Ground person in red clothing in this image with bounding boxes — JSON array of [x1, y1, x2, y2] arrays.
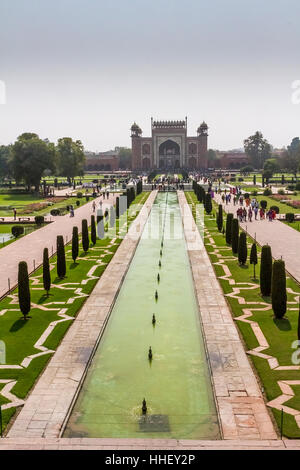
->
[[259, 208, 265, 220]]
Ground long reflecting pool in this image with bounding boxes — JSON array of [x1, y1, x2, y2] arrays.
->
[[64, 192, 220, 439]]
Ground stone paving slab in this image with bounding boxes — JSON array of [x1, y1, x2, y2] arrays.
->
[[8, 191, 157, 439], [177, 191, 277, 440], [0, 437, 296, 449]]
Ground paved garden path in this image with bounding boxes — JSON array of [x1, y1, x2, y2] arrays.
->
[[214, 193, 300, 283], [0, 193, 117, 298]]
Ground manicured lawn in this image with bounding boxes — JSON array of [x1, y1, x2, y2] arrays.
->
[[186, 191, 300, 438], [0, 224, 41, 249], [0, 192, 100, 218], [239, 185, 262, 192], [0, 191, 149, 433], [0, 194, 45, 217], [237, 172, 300, 181]]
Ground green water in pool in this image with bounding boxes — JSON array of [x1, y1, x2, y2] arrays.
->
[[64, 192, 220, 439]]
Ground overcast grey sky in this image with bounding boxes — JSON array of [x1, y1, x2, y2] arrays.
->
[[0, 0, 300, 151]]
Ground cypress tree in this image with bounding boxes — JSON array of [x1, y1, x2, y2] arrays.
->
[[250, 243, 258, 279], [231, 218, 239, 254], [217, 204, 223, 232], [260, 245, 272, 297], [126, 188, 131, 208], [271, 260, 287, 319], [238, 232, 247, 265], [130, 187, 135, 205], [200, 186, 205, 203], [225, 213, 233, 244], [116, 196, 120, 219], [56, 235, 66, 279], [43, 247, 51, 296], [18, 261, 31, 320], [91, 215, 96, 245], [205, 193, 212, 214], [72, 226, 79, 263], [81, 219, 89, 252]]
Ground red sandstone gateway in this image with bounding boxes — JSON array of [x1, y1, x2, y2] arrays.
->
[[131, 117, 208, 170]]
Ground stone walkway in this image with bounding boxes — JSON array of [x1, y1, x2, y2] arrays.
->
[[178, 191, 277, 440], [7, 191, 157, 439], [0, 437, 298, 450], [0, 193, 116, 298], [214, 193, 300, 283]]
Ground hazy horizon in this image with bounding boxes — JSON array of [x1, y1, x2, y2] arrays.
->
[[1, 0, 300, 152]]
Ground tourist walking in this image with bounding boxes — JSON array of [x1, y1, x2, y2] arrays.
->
[[92, 201, 96, 212], [237, 207, 243, 222], [267, 209, 273, 221], [248, 207, 253, 222], [13, 208, 17, 220]]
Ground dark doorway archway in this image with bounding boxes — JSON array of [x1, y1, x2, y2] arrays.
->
[[159, 140, 180, 169], [188, 157, 197, 169], [142, 157, 150, 170], [159, 139, 180, 156]]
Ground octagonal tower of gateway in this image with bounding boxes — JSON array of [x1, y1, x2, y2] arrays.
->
[[131, 117, 208, 171]]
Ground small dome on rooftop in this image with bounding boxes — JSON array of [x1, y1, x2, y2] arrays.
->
[[131, 122, 139, 131], [197, 121, 208, 133]]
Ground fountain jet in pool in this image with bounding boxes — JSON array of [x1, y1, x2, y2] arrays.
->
[[63, 192, 220, 440]]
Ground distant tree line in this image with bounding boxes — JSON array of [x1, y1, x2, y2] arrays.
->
[[206, 132, 300, 175], [0, 133, 85, 191]]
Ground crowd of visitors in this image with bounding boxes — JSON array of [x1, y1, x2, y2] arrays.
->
[[195, 175, 278, 223]]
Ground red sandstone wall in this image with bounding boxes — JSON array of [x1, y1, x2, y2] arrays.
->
[[132, 136, 142, 170]]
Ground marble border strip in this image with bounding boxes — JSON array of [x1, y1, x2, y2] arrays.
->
[[8, 191, 158, 439], [177, 191, 277, 440], [0, 437, 295, 450]]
